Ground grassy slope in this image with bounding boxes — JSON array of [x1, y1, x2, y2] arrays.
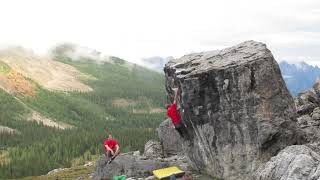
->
[[0, 56, 166, 179], [0, 61, 10, 74]]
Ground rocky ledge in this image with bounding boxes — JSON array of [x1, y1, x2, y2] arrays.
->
[[295, 80, 320, 143], [254, 80, 320, 180], [92, 152, 168, 180], [93, 150, 194, 180]]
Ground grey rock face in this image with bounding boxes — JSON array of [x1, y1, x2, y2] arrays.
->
[[144, 140, 163, 158], [158, 119, 183, 157], [164, 41, 299, 180], [93, 154, 168, 180], [254, 144, 320, 180], [294, 80, 320, 143], [297, 115, 312, 127], [311, 107, 320, 120]]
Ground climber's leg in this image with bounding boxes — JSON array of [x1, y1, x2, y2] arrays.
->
[[174, 123, 185, 138], [111, 148, 120, 160], [170, 174, 177, 180], [176, 123, 192, 140], [105, 150, 111, 160]]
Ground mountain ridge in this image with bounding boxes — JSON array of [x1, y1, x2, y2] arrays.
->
[[279, 60, 320, 96]]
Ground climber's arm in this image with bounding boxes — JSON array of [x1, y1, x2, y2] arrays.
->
[[173, 88, 180, 104], [114, 145, 120, 154]]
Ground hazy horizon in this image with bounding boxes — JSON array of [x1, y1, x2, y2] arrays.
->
[[0, 0, 319, 65]]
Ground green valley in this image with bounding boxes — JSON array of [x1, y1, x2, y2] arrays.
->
[[0, 49, 166, 179]]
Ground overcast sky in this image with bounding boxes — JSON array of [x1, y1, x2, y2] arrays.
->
[[0, 0, 319, 65]]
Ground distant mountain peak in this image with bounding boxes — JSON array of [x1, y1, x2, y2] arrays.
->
[[280, 61, 319, 71], [295, 61, 309, 71], [279, 60, 320, 96]]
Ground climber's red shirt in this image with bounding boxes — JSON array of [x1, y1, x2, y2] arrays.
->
[[167, 103, 182, 125], [104, 139, 118, 150]]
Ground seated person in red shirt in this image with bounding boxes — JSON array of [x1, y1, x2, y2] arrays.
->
[[167, 88, 185, 138], [104, 133, 120, 164]]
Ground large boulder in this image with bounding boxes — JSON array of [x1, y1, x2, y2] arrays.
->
[[164, 40, 300, 179], [254, 144, 320, 180], [93, 153, 168, 179], [158, 119, 183, 157]]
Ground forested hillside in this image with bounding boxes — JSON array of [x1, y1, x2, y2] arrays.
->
[[0, 48, 166, 179]]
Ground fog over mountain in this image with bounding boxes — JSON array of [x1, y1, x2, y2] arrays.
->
[[279, 61, 320, 96], [139, 56, 171, 72]]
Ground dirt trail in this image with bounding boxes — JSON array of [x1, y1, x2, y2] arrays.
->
[[0, 125, 20, 134], [27, 111, 73, 130]]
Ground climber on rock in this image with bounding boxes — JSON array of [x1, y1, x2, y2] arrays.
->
[[166, 88, 187, 138], [104, 132, 120, 164]]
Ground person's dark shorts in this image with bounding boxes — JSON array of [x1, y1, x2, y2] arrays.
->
[[174, 123, 183, 129]]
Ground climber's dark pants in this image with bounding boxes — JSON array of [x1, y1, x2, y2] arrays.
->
[[174, 123, 188, 139]]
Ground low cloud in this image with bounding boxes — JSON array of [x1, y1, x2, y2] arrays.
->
[[50, 43, 111, 62], [0, 0, 319, 66]]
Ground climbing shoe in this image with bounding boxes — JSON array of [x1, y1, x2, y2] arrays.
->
[[107, 159, 113, 164]]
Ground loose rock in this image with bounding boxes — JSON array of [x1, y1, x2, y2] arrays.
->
[[254, 144, 320, 180], [144, 140, 163, 158], [158, 119, 183, 157]]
